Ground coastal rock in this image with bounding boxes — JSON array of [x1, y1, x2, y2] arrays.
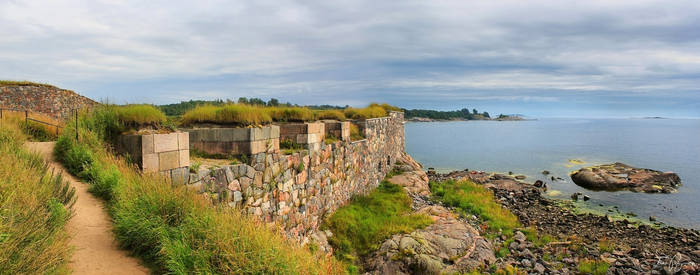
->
[[570, 162, 681, 193], [389, 152, 431, 196], [364, 205, 495, 275]]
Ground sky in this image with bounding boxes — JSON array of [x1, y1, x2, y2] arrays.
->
[[1, 0, 699, 118]]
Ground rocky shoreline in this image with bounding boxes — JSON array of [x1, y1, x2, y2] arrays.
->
[[430, 170, 700, 274]]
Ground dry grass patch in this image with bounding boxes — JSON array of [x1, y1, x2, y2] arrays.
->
[[315, 110, 346, 121]]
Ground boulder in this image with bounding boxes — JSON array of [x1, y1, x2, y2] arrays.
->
[[363, 205, 495, 275], [570, 162, 681, 193], [389, 153, 431, 197]]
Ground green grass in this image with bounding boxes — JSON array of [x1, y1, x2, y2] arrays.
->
[[324, 134, 340, 145], [577, 259, 610, 275], [598, 238, 615, 253], [115, 104, 166, 128], [369, 103, 401, 112], [521, 226, 556, 247], [322, 181, 434, 265], [315, 110, 346, 121], [180, 104, 319, 126], [53, 106, 345, 274], [430, 180, 520, 237], [0, 122, 76, 274]]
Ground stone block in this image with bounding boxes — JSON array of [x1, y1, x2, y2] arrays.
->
[[170, 167, 189, 185], [155, 133, 179, 153], [159, 151, 180, 171], [307, 122, 324, 134], [232, 128, 251, 141], [270, 125, 280, 138], [178, 132, 189, 150], [179, 149, 189, 167], [142, 134, 155, 154], [143, 153, 159, 172]]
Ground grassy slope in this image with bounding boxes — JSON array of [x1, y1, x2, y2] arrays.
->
[[53, 105, 344, 274], [0, 123, 76, 274], [430, 180, 520, 237], [323, 181, 433, 271]]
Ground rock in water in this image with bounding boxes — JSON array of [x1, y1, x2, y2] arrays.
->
[[570, 162, 681, 193]]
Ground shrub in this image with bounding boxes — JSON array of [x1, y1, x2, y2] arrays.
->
[[267, 107, 314, 122], [323, 181, 433, 264], [116, 104, 166, 127], [53, 106, 344, 274], [316, 110, 346, 121], [430, 180, 520, 236], [0, 123, 76, 274], [215, 105, 272, 126]]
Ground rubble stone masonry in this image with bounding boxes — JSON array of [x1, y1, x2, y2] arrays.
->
[[0, 84, 97, 121]]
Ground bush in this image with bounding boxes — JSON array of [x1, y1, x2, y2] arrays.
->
[[430, 180, 520, 236], [0, 123, 76, 274], [323, 181, 433, 264], [267, 107, 314, 122], [53, 106, 345, 274], [316, 110, 346, 121]]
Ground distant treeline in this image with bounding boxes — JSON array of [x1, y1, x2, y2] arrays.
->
[[403, 108, 490, 120]]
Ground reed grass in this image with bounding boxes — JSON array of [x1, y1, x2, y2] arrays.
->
[[115, 104, 166, 127], [267, 107, 314, 122]]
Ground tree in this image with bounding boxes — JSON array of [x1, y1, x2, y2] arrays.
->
[[472, 108, 478, 115], [238, 97, 248, 104], [267, 98, 279, 106], [483, 112, 490, 118]]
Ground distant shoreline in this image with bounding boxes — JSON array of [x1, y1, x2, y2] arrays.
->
[[406, 116, 535, 122]]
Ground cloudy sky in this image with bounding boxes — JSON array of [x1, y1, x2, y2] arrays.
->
[[1, 0, 699, 117]]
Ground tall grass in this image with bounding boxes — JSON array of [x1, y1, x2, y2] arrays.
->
[[349, 123, 363, 141], [0, 110, 62, 140], [315, 110, 346, 121], [54, 106, 344, 274], [343, 106, 386, 120], [0, 80, 57, 88], [180, 104, 274, 126], [0, 122, 76, 274], [430, 180, 520, 237], [115, 104, 166, 128], [369, 103, 401, 112], [267, 107, 314, 122], [323, 181, 433, 267]]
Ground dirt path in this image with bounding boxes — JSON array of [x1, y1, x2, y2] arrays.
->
[[26, 142, 149, 275]]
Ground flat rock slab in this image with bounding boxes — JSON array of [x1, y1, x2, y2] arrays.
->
[[570, 162, 681, 193], [363, 205, 495, 275]]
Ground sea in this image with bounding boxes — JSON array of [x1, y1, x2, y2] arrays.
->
[[405, 118, 700, 229]]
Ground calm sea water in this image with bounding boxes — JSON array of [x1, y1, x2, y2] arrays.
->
[[405, 118, 700, 229]]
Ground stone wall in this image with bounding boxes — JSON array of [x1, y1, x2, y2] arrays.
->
[[323, 121, 350, 141], [0, 84, 97, 121], [187, 112, 405, 242], [184, 125, 280, 155], [116, 132, 190, 184], [279, 122, 326, 151]]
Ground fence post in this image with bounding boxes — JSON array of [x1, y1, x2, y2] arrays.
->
[[75, 109, 79, 142], [25, 110, 28, 124], [0, 109, 3, 127]]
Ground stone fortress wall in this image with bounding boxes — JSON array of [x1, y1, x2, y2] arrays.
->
[[0, 84, 97, 121], [187, 112, 405, 241]]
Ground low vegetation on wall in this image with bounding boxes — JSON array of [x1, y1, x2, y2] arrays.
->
[[53, 106, 345, 274], [323, 181, 433, 273], [174, 102, 400, 127], [0, 122, 76, 274]]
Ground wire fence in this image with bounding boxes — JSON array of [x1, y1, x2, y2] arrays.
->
[[0, 108, 67, 136]]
